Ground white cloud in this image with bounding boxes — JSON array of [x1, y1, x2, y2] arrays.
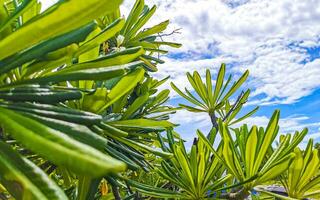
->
[[121, 0, 320, 105], [169, 109, 212, 147], [240, 115, 314, 133], [39, 0, 57, 11], [303, 132, 320, 142], [170, 109, 211, 128], [170, 108, 320, 148], [38, 0, 320, 105]]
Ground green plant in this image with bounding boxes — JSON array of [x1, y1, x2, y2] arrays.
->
[[0, 0, 318, 199], [258, 139, 320, 200], [169, 65, 309, 199], [207, 113, 307, 199], [155, 129, 231, 199], [171, 64, 259, 130], [0, 0, 180, 199]]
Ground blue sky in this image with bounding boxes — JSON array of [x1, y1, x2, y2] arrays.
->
[[41, 0, 320, 147], [130, 0, 320, 147]]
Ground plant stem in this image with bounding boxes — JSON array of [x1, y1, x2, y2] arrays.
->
[[209, 112, 219, 131], [219, 188, 250, 200], [112, 186, 121, 200]]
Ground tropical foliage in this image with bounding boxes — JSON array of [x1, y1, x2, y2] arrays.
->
[[257, 139, 320, 200], [165, 65, 312, 200], [155, 129, 231, 199], [0, 0, 319, 200], [171, 64, 259, 129], [0, 0, 179, 199]]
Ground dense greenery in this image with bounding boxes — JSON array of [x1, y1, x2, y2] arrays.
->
[[0, 0, 319, 199]]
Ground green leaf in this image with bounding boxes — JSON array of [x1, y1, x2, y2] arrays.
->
[[213, 63, 225, 105], [122, 93, 149, 119], [281, 128, 308, 157], [0, 0, 11, 38], [255, 187, 298, 200], [186, 72, 209, 106], [76, 18, 125, 56], [132, 20, 169, 41], [98, 67, 145, 113], [0, 141, 68, 200], [105, 146, 140, 170], [229, 106, 259, 125], [221, 70, 249, 102], [144, 48, 168, 54], [23, 113, 108, 151], [140, 56, 158, 72], [192, 71, 209, 105], [145, 89, 169, 110], [151, 41, 182, 48], [206, 69, 214, 107], [0, 107, 126, 177], [98, 123, 128, 138], [151, 76, 169, 88], [22, 0, 41, 23], [64, 47, 145, 71], [179, 104, 206, 112], [121, 0, 145, 35], [170, 82, 206, 109], [0, 102, 102, 126], [301, 176, 320, 196], [209, 174, 233, 190], [197, 151, 206, 188], [197, 130, 225, 165], [217, 74, 232, 102], [258, 153, 295, 183], [297, 150, 320, 191], [0, 86, 82, 103], [0, 0, 37, 33], [4, 61, 142, 87], [82, 88, 108, 113], [77, 25, 101, 65], [108, 119, 174, 131], [141, 54, 165, 64], [126, 179, 185, 199], [174, 145, 196, 193], [252, 110, 280, 174], [107, 133, 172, 158], [126, 5, 157, 39], [0, 0, 123, 60], [222, 126, 243, 180], [0, 22, 96, 75], [288, 148, 303, 193], [185, 88, 208, 109], [77, 176, 95, 200], [245, 126, 258, 178]]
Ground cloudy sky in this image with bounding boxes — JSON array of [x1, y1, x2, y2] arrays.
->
[[41, 0, 320, 147]]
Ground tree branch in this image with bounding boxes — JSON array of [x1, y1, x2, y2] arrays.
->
[[209, 91, 246, 132], [217, 187, 250, 200], [209, 112, 219, 132], [157, 28, 182, 39], [222, 91, 245, 122]]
